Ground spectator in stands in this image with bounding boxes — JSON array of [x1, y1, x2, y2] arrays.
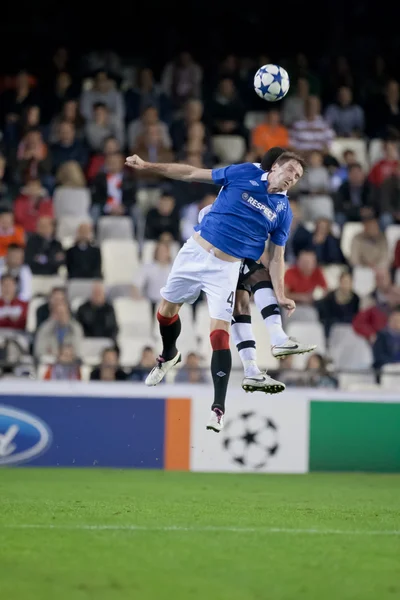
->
[[130, 346, 157, 382], [50, 121, 88, 173], [131, 124, 174, 184], [282, 77, 309, 126], [14, 129, 52, 188], [289, 95, 334, 155], [284, 249, 327, 305], [127, 106, 171, 153], [0, 70, 39, 132], [366, 79, 400, 139], [292, 218, 346, 265], [76, 280, 118, 339], [296, 150, 331, 196], [90, 346, 127, 381], [91, 151, 136, 217], [170, 98, 209, 154], [349, 215, 389, 269], [352, 289, 400, 343], [36, 287, 68, 328], [43, 343, 81, 380], [34, 300, 83, 359], [0, 243, 32, 301], [324, 86, 365, 137], [13, 177, 53, 234], [175, 351, 209, 383], [368, 141, 399, 187], [85, 102, 124, 152], [125, 67, 171, 125], [285, 200, 309, 264], [334, 163, 376, 225], [373, 159, 400, 230], [316, 271, 360, 337], [0, 209, 25, 257], [0, 154, 11, 205], [49, 99, 85, 144], [80, 70, 125, 125], [144, 192, 181, 241], [19, 105, 48, 142], [304, 353, 338, 388], [25, 216, 64, 275], [208, 77, 247, 144], [249, 109, 289, 159], [328, 149, 357, 191], [0, 274, 28, 330], [161, 51, 202, 110], [373, 307, 400, 369], [86, 135, 121, 183], [363, 268, 399, 310], [66, 222, 102, 279], [55, 160, 87, 188], [133, 241, 173, 323]]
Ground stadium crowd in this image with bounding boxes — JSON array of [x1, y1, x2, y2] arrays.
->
[[0, 48, 400, 388]]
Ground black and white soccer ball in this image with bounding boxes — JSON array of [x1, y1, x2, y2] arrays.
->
[[254, 64, 290, 102], [222, 411, 279, 469]]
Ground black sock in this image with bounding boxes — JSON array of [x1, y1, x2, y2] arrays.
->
[[211, 349, 232, 413], [158, 313, 181, 361]]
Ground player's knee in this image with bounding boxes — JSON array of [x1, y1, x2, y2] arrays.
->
[[233, 290, 251, 317], [247, 266, 271, 286], [158, 299, 181, 319], [210, 327, 230, 350]]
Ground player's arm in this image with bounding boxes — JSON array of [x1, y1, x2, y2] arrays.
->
[[125, 154, 213, 183], [268, 242, 296, 317]]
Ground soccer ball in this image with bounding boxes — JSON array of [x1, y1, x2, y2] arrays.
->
[[254, 64, 290, 102], [222, 411, 279, 470]]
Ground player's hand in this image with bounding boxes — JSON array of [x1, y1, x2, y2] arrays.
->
[[125, 154, 147, 170], [278, 297, 296, 317]]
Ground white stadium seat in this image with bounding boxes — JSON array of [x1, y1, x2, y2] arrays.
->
[[352, 266, 376, 297], [212, 135, 246, 164], [385, 224, 400, 262], [101, 239, 139, 285], [244, 111, 265, 130], [368, 138, 384, 167], [31, 275, 65, 297], [113, 297, 152, 336], [340, 222, 363, 260], [330, 138, 368, 170], [53, 187, 91, 218], [97, 216, 134, 243]]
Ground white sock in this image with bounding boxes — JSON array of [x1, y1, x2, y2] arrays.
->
[[252, 282, 288, 347], [231, 315, 262, 377]]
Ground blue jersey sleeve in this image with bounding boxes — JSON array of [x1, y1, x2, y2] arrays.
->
[[212, 163, 258, 186], [269, 207, 293, 247]]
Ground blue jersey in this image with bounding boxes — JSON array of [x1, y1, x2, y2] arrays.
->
[[194, 163, 293, 260]]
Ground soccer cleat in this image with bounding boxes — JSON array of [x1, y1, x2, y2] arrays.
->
[[145, 352, 181, 386], [206, 408, 224, 433], [242, 373, 286, 394], [272, 337, 316, 359]]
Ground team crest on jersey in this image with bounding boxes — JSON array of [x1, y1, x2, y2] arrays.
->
[[276, 200, 286, 213], [249, 180, 259, 186]]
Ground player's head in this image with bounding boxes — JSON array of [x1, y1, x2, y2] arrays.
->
[[267, 151, 306, 193], [260, 147, 285, 171]]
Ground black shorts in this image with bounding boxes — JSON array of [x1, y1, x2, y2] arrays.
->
[[237, 259, 265, 294]]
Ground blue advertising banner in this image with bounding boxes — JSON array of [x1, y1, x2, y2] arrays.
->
[[0, 396, 166, 468]]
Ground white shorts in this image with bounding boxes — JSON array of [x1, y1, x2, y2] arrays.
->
[[161, 237, 241, 322]]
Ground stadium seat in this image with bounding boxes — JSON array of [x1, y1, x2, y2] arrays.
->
[[322, 264, 347, 290], [136, 188, 162, 214], [101, 239, 139, 285], [328, 324, 373, 370], [53, 187, 91, 218], [113, 297, 152, 336], [56, 216, 91, 243], [298, 194, 334, 221], [330, 138, 368, 170], [352, 266, 376, 297], [385, 224, 400, 262], [141, 239, 180, 264], [381, 363, 400, 389], [70, 296, 84, 313], [338, 372, 376, 390], [67, 279, 95, 303], [285, 321, 325, 369], [117, 335, 150, 367], [27, 297, 46, 333], [340, 222, 363, 260], [212, 135, 246, 164], [244, 111, 265, 130], [31, 275, 65, 297], [81, 337, 114, 365], [368, 138, 384, 167], [97, 216, 134, 243]]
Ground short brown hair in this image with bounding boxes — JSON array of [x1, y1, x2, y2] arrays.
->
[[273, 151, 307, 171]]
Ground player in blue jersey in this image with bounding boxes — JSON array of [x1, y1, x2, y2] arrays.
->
[[125, 150, 306, 432], [198, 147, 316, 394]]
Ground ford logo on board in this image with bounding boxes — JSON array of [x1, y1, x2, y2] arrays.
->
[[0, 405, 52, 465]]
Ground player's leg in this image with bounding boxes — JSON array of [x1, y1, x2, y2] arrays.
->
[[233, 289, 285, 394], [247, 267, 316, 358], [145, 240, 203, 386]]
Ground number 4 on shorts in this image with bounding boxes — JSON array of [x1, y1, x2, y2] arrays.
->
[[226, 291, 234, 307]]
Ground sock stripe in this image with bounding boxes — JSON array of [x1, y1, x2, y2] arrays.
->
[[237, 340, 256, 351], [261, 304, 280, 319], [232, 314, 252, 324], [252, 280, 273, 293]]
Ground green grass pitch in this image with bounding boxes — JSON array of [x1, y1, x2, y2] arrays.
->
[[0, 469, 399, 599]]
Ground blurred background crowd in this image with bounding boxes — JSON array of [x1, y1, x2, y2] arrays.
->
[[1, 9, 400, 389]]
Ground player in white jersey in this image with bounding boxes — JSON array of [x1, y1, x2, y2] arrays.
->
[[125, 151, 307, 432]]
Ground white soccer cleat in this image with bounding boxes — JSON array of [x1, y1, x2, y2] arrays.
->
[[206, 409, 224, 433], [242, 373, 286, 394], [145, 352, 181, 386], [272, 337, 316, 359]]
